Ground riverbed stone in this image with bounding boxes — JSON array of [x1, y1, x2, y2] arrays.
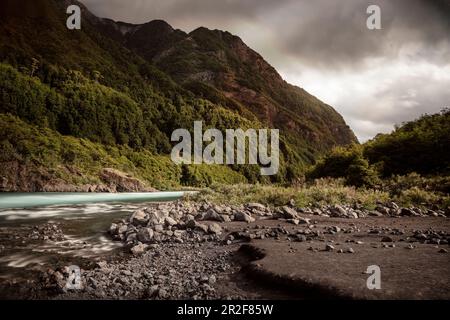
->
[[234, 212, 255, 223], [208, 223, 223, 235], [130, 243, 148, 255], [130, 210, 148, 226], [281, 206, 298, 219], [137, 228, 154, 243]]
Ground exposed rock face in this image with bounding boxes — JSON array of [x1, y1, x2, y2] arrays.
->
[[0, 162, 155, 192], [100, 168, 156, 192]]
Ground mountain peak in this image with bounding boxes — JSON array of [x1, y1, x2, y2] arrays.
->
[[142, 19, 174, 32]]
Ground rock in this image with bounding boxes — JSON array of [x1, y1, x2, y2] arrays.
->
[[438, 248, 448, 253], [173, 230, 184, 238], [400, 208, 414, 216], [208, 275, 217, 285], [287, 219, 299, 225], [381, 236, 394, 242], [347, 210, 359, 219], [288, 199, 296, 207], [330, 205, 346, 217], [100, 168, 155, 192], [146, 213, 165, 226], [221, 215, 231, 222], [298, 217, 311, 225], [117, 224, 128, 234], [109, 223, 118, 235], [208, 223, 223, 235], [130, 210, 148, 226], [312, 208, 322, 216], [96, 261, 108, 269], [325, 244, 335, 251], [368, 211, 383, 217], [186, 220, 209, 233], [281, 206, 298, 219], [147, 285, 159, 297], [427, 210, 439, 217], [376, 205, 390, 215], [346, 247, 355, 254], [247, 203, 267, 211], [164, 216, 177, 227], [387, 202, 400, 210], [415, 233, 428, 241], [137, 228, 154, 243], [234, 212, 255, 223], [158, 288, 168, 299], [331, 226, 341, 233], [130, 243, 148, 255], [202, 209, 224, 222]]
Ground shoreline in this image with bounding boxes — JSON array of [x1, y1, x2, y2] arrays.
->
[[0, 200, 449, 300]]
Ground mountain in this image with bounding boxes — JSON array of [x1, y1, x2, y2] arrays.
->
[[0, 0, 356, 190], [95, 18, 357, 161]]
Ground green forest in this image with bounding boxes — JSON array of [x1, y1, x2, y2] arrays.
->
[[0, 0, 449, 194], [308, 109, 450, 188]]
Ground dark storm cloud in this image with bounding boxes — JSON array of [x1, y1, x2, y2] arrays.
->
[[80, 0, 450, 68], [245, 0, 450, 69], [78, 0, 450, 141]]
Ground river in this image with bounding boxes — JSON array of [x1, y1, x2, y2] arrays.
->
[[0, 192, 185, 285]]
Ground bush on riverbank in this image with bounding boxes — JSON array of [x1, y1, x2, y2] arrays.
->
[[306, 110, 450, 187], [191, 177, 450, 210]]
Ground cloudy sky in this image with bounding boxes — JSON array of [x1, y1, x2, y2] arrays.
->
[[80, 0, 450, 141]]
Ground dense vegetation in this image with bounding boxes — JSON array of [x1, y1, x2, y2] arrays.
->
[[0, 113, 247, 189], [0, 0, 358, 188], [308, 110, 450, 187], [123, 20, 357, 162], [1, 0, 447, 199]]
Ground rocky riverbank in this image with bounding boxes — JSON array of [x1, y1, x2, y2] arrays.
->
[[1, 200, 449, 300], [109, 201, 449, 255]]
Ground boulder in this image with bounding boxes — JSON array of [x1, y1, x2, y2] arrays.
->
[[368, 211, 383, 217], [330, 205, 346, 217], [208, 223, 223, 235], [234, 212, 255, 223], [400, 208, 414, 216], [164, 216, 178, 227], [130, 210, 148, 226], [201, 209, 224, 222], [117, 224, 128, 234], [186, 220, 209, 233], [281, 206, 298, 219], [130, 243, 148, 255], [109, 223, 118, 235], [137, 228, 154, 243]]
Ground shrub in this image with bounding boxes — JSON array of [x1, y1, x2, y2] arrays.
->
[[307, 145, 380, 187]]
